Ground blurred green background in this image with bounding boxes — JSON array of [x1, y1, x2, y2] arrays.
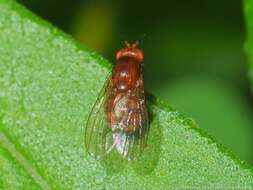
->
[[18, 0, 253, 165]]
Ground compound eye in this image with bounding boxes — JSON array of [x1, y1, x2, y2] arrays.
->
[[135, 49, 144, 62]]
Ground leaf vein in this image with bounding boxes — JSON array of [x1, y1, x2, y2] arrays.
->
[[0, 131, 52, 190]]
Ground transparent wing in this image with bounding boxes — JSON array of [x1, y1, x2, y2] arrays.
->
[[114, 75, 149, 160], [85, 74, 114, 158]]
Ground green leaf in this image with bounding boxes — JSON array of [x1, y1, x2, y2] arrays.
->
[[158, 77, 253, 163], [0, 0, 252, 189]]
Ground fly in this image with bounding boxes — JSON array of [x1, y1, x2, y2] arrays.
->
[[85, 41, 149, 160]]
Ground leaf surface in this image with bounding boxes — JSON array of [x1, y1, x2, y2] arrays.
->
[[0, 0, 252, 189]]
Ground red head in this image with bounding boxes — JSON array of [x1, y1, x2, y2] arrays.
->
[[116, 41, 144, 62]]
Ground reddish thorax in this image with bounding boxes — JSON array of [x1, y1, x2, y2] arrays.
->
[[112, 42, 144, 92]]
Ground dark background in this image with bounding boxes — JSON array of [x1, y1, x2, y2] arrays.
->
[[18, 0, 253, 165]]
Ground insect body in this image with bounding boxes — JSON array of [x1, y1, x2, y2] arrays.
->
[[85, 42, 149, 160]]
